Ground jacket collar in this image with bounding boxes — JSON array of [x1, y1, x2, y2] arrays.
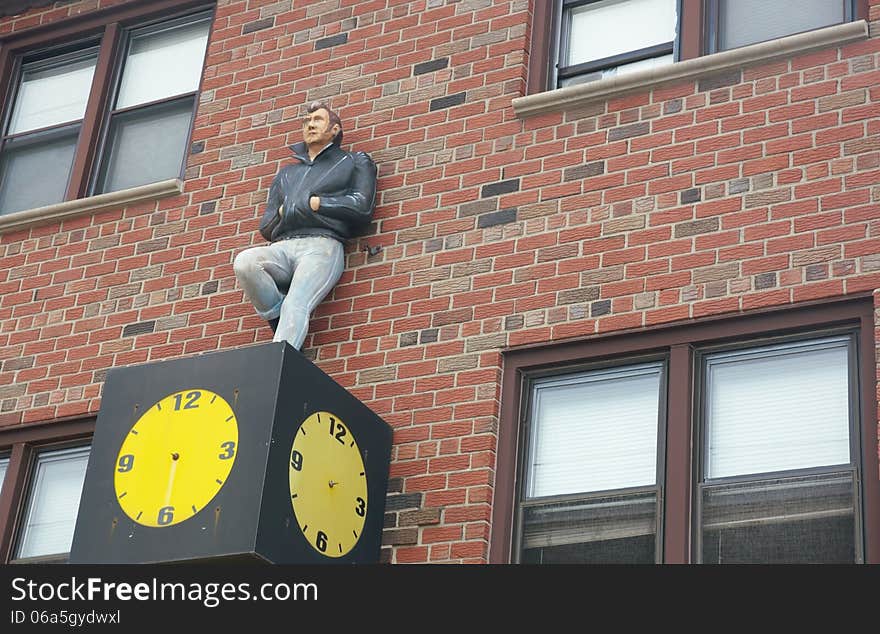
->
[[289, 141, 341, 165]]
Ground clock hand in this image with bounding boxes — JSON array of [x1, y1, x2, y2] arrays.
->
[[164, 452, 179, 506]]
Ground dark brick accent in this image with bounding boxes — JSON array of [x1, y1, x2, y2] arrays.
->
[[424, 238, 443, 253], [608, 122, 649, 141], [242, 17, 274, 35], [681, 188, 701, 204], [698, 70, 742, 91], [400, 332, 418, 346], [754, 272, 777, 289], [480, 179, 519, 198], [429, 92, 466, 111], [123, 321, 156, 338], [805, 264, 828, 281], [201, 280, 219, 295], [315, 32, 348, 50], [674, 218, 719, 238], [200, 201, 216, 215], [384, 492, 422, 511], [419, 329, 439, 344], [591, 299, 611, 317], [504, 315, 524, 330], [477, 207, 517, 228], [191, 140, 205, 154], [414, 58, 448, 75], [564, 161, 604, 181], [664, 99, 683, 114]]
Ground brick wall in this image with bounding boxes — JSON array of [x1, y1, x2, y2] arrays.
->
[[1, 0, 879, 563]]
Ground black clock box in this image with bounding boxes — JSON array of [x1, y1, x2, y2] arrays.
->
[[69, 342, 392, 564]]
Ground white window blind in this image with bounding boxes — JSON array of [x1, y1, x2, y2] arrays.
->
[[526, 362, 662, 498], [704, 337, 851, 479], [14, 445, 90, 559], [0, 456, 8, 492], [567, 0, 677, 66], [718, 0, 845, 51], [9, 50, 97, 135], [116, 17, 211, 110]]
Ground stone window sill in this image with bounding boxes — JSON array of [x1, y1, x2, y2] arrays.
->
[[513, 20, 869, 118], [0, 179, 184, 234]]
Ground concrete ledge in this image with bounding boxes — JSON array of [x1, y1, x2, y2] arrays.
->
[[513, 20, 870, 118], [0, 179, 184, 234]]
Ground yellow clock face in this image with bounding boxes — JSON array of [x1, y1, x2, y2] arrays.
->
[[114, 389, 238, 528], [289, 411, 368, 558]]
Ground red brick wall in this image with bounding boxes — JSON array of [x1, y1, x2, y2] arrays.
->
[[1, 0, 879, 563]]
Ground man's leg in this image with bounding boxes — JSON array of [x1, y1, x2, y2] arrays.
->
[[233, 243, 292, 324], [274, 238, 344, 350]]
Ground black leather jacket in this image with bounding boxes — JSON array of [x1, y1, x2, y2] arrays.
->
[[259, 141, 377, 243]]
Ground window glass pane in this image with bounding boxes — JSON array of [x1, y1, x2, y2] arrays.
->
[[719, 0, 845, 51], [704, 337, 850, 479], [566, 0, 677, 66], [0, 456, 9, 492], [0, 126, 79, 215], [14, 445, 90, 559], [701, 472, 856, 563], [559, 53, 674, 87], [526, 362, 662, 497], [8, 49, 97, 134], [116, 17, 211, 109], [521, 492, 656, 563], [97, 99, 194, 193]]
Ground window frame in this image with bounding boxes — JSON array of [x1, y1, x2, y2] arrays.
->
[[0, 0, 213, 212], [529, 0, 869, 94], [513, 353, 669, 563], [0, 418, 94, 563], [491, 296, 879, 563], [703, 0, 861, 54], [552, 0, 682, 89]]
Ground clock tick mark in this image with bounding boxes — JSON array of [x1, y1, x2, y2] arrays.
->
[[130, 430, 138, 435], [353, 530, 358, 538], [192, 505, 198, 514], [360, 472, 365, 477], [211, 394, 217, 404], [291, 493, 298, 499], [215, 478, 223, 484], [225, 415, 234, 422], [338, 543, 342, 553], [118, 492, 127, 499], [303, 524, 308, 533], [350, 440, 355, 447], [156, 403, 162, 411], [136, 511, 143, 520]]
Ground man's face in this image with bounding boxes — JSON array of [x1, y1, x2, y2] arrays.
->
[[303, 108, 338, 147]]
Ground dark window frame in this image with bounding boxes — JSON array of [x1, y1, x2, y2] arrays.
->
[[703, 0, 862, 54], [491, 296, 879, 563], [0, 0, 213, 208], [514, 353, 669, 563], [0, 417, 94, 563], [529, 0, 869, 93]]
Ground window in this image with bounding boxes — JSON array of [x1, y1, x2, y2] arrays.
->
[[536, 1, 866, 91], [492, 299, 879, 563], [554, 0, 679, 88], [708, 0, 853, 52], [520, 362, 664, 563], [0, 419, 93, 563], [13, 445, 90, 560], [0, 1, 212, 216]]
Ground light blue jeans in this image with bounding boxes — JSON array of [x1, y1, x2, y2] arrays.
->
[[233, 236, 344, 350]]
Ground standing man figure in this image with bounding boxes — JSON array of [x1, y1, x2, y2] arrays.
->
[[234, 101, 377, 350]]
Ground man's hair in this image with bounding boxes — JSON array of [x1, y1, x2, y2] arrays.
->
[[306, 101, 343, 146]]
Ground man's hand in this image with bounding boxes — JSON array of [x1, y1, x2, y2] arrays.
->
[[309, 196, 320, 212], [278, 203, 284, 217]]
